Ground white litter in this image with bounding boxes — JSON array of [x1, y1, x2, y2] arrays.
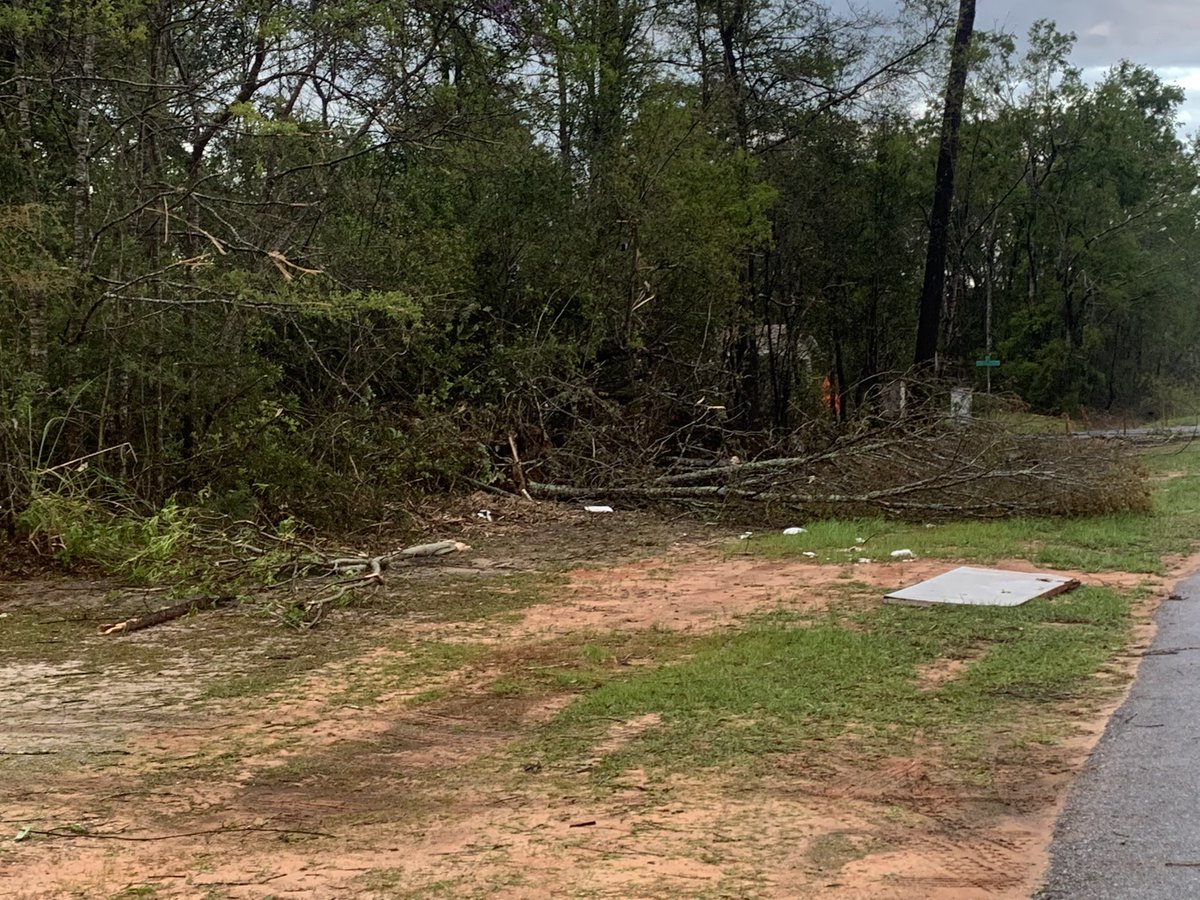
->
[[802, 551, 817, 558], [739, 531, 754, 540], [782, 527, 807, 535], [890, 549, 914, 559], [885, 566, 1080, 608], [584, 505, 614, 513], [855, 537, 865, 544], [475, 510, 493, 522], [857, 558, 873, 564]]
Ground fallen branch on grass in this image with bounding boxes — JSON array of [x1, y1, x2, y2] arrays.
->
[[321, 540, 471, 576], [99, 539, 471, 635], [99, 595, 235, 635]]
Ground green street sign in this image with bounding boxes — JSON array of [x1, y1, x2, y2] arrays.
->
[[975, 358, 1001, 367]]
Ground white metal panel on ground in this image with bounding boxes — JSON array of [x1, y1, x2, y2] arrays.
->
[[884, 566, 1080, 607]]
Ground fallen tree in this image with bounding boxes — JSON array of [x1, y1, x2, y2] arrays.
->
[[528, 418, 1149, 522]]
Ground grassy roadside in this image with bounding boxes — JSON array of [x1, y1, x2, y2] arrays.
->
[[745, 442, 1200, 573], [6, 445, 1199, 897], [519, 443, 1200, 784], [527, 584, 1136, 781]]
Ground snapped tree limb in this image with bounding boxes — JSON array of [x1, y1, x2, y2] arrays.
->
[[99, 539, 471, 635]]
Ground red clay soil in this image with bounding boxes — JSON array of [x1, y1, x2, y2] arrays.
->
[[2, 524, 1196, 899]]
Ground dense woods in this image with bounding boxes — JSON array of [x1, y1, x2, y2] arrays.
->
[[2, 0, 1198, 530]]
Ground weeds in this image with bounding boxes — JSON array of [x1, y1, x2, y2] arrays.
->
[[20, 490, 203, 582], [530, 585, 1133, 778]]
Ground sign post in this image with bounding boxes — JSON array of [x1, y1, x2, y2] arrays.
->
[[975, 356, 1000, 393]]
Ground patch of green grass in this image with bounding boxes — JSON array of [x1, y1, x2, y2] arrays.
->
[[355, 869, 469, 896], [807, 831, 885, 872], [751, 513, 1195, 574], [486, 628, 699, 699], [410, 686, 450, 704], [198, 647, 342, 701], [1159, 407, 1200, 426], [745, 445, 1200, 574], [338, 640, 489, 705], [983, 410, 1074, 434], [532, 585, 1134, 778], [377, 573, 561, 623], [486, 677, 529, 698], [109, 887, 158, 899]]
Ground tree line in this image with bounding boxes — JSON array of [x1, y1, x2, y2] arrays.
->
[[2, 0, 1198, 528]]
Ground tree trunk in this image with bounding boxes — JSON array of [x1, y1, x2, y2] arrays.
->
[[715, 0, 749, 149], [14, 33, 35, 182], [914, 0, 976, 369], [72, 30, 97, 270], [556, 50, 572, 170]]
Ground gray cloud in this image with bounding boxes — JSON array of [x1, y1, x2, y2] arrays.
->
[[980, 1, 1200, 68], [853, 1, 1200, 134], [975, 2, 1200, 134]]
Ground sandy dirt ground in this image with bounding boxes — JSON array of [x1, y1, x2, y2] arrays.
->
[[0, 505, 1191, 899]]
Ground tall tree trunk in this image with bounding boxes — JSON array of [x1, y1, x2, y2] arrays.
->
[[693, 0, 711, 109], [122, 0, 171, 468], [14, 33, 35, 183], [913, 0, 975, 369], [73, 29, 96, 270], [715, 0, 748, 149], [712, 0, 763, 428], [556, 50, 572, 170], [590, 0, 626, 169]]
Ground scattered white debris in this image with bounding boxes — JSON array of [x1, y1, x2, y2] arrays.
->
[[890, 549, 915, 559], [475, 510, 493, 522], [802, 551, 817, 558], [924, 523, 936, 528], [857, 557, 873, 564], [855, 537, 865, 544], [782, 526, 807, 535], [739, 531, 754, 540], [584, 505, 615, 514]]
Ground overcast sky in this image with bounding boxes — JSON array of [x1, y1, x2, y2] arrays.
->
[[975, 1, 1200, 133]]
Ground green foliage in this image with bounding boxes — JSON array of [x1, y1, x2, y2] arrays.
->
[[533, 585, 1131, 775], [192, 397, 489, 528], [19, 488, 202, 582], [1, 1, 1197, 535], [955, 28, 1200, 411]]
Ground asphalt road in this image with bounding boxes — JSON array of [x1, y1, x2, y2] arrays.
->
[[1073, 424, 1200, 439], [1037, 574, 1200, 898]]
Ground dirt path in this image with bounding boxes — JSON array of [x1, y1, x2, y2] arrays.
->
[[0, 513, 1190, 899]]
